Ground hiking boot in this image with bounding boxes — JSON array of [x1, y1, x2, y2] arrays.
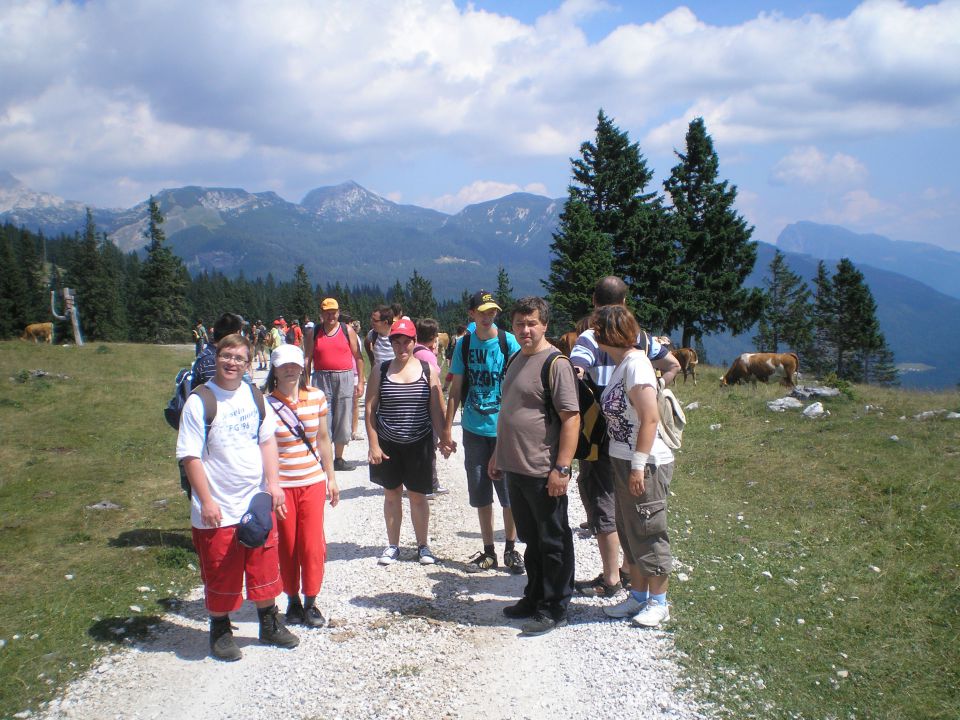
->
[[503, 549, 526, 575], [603, 594, 647, 619], [520, 612, 568, 637], [303, 605, 327, 628], [209, 617, 242, 662], [285, 597, 305, 625], [574, 573, 622, 598], [258, 606, 299, 649], [632, 599, 670, 628], [464, 551, 497, 574], [378, 545, 400, 565], [502, 597, 537, 619], [333, 458, 352, 472], [418, 545, 437, 565]]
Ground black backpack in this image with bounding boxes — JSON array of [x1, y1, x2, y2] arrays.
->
[[505, 350, 607, 462], [458, 330, 510, 402]]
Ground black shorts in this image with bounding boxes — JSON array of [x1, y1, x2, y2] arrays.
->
[[369, 433, 435, 495]]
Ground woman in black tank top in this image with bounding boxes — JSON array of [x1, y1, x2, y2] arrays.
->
[[365, 319, 449, 566]]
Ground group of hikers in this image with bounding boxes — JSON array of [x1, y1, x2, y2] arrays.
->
[[176, 275, 680, 660]]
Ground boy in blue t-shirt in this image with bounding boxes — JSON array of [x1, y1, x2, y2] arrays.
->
[[441, 291, 524, 574]]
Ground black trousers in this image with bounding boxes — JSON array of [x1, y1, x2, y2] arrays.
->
[[505, 472, 575, 620]]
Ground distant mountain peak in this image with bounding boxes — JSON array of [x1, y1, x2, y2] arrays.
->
[[0, 170, 24, 189]]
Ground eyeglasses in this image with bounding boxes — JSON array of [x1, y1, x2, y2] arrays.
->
[[218, 353, 249, 365]]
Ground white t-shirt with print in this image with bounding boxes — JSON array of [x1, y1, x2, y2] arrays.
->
[[600, 351, 674, 466], [176, 380, 278, 528]]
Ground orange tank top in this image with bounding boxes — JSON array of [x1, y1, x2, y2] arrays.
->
[[312, 323, 354, 371]]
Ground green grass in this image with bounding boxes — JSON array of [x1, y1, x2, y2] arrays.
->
[[0, 344, 958, 718], [667, 369, 960, 719], [0, 342, 201, 718]]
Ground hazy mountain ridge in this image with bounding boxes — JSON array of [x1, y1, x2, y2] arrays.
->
[[1, 173, 956, 386]]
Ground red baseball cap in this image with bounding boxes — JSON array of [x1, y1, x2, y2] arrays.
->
[[389, 318, 416, 339]]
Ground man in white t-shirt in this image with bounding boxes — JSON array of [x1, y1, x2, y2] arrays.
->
[[177, 333, 299, 661], [365, 305, 396, 369]]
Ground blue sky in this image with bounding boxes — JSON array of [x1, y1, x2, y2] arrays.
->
[[1, 0, 958, 249]]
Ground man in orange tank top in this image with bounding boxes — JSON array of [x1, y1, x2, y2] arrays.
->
[[303, 298, 365, 471]]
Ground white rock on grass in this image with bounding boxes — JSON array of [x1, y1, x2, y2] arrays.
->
[[767, 397, 803, 412], [803, 402, 828, 418]]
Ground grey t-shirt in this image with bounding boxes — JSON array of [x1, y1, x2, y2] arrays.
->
[[495, 347, 579, 477]]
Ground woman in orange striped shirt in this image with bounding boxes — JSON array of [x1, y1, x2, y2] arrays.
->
[[263, 344, 339, 627]]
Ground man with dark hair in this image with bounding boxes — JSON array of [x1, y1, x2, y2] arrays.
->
[[569, 276, 679, 598], [490, 296, 579, 636], [442, 290, 524, 574], [365, 305, 395, 368]]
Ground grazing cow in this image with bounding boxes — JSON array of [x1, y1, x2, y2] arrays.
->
[[436, 332, 450, 361], [557, 330, 579, 356], [721, 352, 799, 388], [670, 347, 699, 385], [21, 322, 53, 344]]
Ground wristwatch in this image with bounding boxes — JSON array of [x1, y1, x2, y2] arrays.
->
[[553, 465, 572, 477]]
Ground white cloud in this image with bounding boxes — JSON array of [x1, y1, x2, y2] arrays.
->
[[771, 147, 868, 187], [425, 180, 550, 213], [0, 0, 958, 210], [824, 189, 887, 225]]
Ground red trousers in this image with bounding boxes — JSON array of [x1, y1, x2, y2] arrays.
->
[[277, 482, 328, 597], [192, 524, 282, 613]]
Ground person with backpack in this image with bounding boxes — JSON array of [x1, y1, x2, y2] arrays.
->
[[285, 319, 303, 348], [176, 333, 299, 661], [193, 313, 245, 388], [365, 319, 447, 566], [569, 276, 679, 599], [193, 320, 208, 356], [441, 290, 524, 575], [591, 305, 676, 628], [488, 296, 580, 636], [254, 321, 268, 370], [268, 320, 285, 352], [262, 343, 339, 629], [414, 318, 448, 496], [365, 305, 396, 369]]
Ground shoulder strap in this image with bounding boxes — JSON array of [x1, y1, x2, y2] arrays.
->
[[379, 359, 391, 383], [420, 359, 431, 382], [459, 333, 472, 400], [250, 384, 266, 431], [192, 384, 217, 453], [538, 351, 563, 422], [497, 329, 508, 358]]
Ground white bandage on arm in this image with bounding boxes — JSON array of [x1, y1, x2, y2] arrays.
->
[[630, 451, 649, 471]]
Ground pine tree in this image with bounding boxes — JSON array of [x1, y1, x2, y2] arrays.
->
[[0, 228, 28, 337], [808, 261, 835, 378], [753, 250, 813, 356], [664, 117, 763, 348], [405, 270, 437, 320], [495, 265, 515, 327], [542, 199, 613, 330], [289, 264, 314, 321], [561, 109, 677, 326], [387, 279, 407, 312], [830, 258, 893, 383], [138, 197, 189, 343]]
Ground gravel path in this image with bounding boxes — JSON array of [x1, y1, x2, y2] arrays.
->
[[40, 390, 710, 720]]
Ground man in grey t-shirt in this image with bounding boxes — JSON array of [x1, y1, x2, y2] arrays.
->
[[490, 296, 579, 637]]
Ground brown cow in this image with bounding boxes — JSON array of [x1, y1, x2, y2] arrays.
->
[[557, 330, 579, 356], [721, 352, 799, 387], [436, 332, 450, 361], [670, 347, 698, 385], [21, 322, 53, 344]]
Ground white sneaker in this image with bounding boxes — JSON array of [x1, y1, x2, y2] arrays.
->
[[378, 545, 400, 565], [418, 545, 436, 565], [603, 594, 646, 618], [632, 599, 670, 627]]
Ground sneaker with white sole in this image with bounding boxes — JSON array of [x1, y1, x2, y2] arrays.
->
[[418, 545, 436, 565], [632, 599, 670, 627], [378, 545, 400, 565], [603, 594, 646, 619]]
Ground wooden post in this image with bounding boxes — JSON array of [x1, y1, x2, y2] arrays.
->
[[50, 288, 84, 346]]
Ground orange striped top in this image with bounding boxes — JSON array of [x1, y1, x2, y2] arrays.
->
[[271, 386, 329, 488]]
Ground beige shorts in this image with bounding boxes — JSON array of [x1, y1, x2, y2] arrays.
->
[[611, 457, 673, 576]]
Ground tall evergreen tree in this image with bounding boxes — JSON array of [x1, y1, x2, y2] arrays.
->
[[542, 199, 613, 330], [495, 265, 515, 327], [753, 250, 813, 356], [387, 279, 407, 312], [664, 117, 762, 348], [138, 197, 189, 343], [289, 264, 314, 321], [830, 258, 888, 382], [808, 261, 835, 378], [560, 109, 678, 326], [0, 228, 28, 337], [405, 270, 437, 320]]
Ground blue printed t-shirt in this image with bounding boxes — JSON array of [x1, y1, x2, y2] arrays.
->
[[450, 329, 521, 436]]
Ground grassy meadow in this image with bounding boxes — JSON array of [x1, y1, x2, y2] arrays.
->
[[0, 341, 958, 718]]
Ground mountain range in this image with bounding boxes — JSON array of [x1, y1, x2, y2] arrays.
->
[[2, 172, 958, 388]]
